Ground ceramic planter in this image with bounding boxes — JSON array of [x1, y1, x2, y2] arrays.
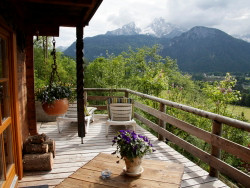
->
[[42, 98, 69, 115], [123, 157, 144, 176]]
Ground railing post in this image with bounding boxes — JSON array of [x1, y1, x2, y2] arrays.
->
[[209, 120, 222, 177], [158, 103, 166, 141], [125, 91, 129, 98], [84, 91, 87, 107]]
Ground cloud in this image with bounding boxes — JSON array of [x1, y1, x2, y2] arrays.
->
[[107, 8, 134, 27], [56, 0, 250, 47], [55, 27, 75, 47], [196, 0, 232, 10], [164, 0, 250, 34]]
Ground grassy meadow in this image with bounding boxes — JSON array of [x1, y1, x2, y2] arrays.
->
[[228, 105, 250, 122]]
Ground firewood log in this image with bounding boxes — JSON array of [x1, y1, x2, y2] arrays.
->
[[25, 143, 48, 154], [23, 153, 53, 171], [44, 139, 56, 158], [26, 133, 48, 144]]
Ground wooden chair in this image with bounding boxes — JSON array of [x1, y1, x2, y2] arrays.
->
[[106, 102, 136, 136], [56, 103, 97, 133]]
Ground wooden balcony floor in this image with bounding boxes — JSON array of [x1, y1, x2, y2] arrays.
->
[[18, 114, 229, 188]]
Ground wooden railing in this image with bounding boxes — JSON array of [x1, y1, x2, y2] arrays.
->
[[84, 88, 250, 187]]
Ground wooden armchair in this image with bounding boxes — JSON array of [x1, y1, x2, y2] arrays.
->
[[106, 98, 136, 136]]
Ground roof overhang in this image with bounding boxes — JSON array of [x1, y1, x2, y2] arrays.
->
[[5, 0, 103, 36]]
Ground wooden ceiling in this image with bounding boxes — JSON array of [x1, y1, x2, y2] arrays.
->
[[6, 0, 103, 36]]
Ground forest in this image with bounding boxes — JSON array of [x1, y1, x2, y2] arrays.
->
[[34, 37, 249, 186]]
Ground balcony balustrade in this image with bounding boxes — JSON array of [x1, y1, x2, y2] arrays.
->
[[19, 88, 250, 187]]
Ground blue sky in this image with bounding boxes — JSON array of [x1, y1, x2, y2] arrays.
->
[[56, 0, 250, 47]]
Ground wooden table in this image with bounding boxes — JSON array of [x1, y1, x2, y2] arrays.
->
[[55, 153, 184, 188]]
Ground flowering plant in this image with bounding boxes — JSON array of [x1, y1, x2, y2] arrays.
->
[[36, 84, 72, 104], [112, 130, 155, 161]]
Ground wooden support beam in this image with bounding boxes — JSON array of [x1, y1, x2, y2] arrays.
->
[[10, 31, 24, 179], [209, 120, 222, 177], [125, 91, 129, 98], [26, 35, 37, 135], [82, 0, 103, 26], [21, 0, 93, 7], [158, 103, 166, 141], [26, 25, 60, 36], [76, 25, 85, 142]]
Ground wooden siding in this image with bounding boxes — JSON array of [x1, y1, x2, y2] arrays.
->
[[18, 115, 228, 188], [17, 48, 29, 143], [25, 35, 37, 135]]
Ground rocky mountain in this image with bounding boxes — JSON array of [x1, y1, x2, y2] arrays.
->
[[162, 26, 250, 72], [105, 18, 186, 38], [106, 22, 141, 36], [64, 35, 164, 60], [64, 26, 250, 73], [234, 34, 250, 43], [140, 17, 186, 38], [56, 46, 67, 52]]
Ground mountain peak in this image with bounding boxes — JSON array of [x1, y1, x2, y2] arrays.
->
[[106, 22, 141, 36], [183, 26, 229, 39], [105, 18, 187, 38], [141, 17, 186, 38], [64, 25, 250, 73]]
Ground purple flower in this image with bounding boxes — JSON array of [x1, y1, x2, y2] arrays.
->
[[125, 137, 131, 144], [112, 130, 155, 160], [138, 135, 144, 139], [119, 130, 126, 134], [143, 137, 148, 142]]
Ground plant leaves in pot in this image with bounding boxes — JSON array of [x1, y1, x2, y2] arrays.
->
[[36, 84, 72, 115], [112, 130, 155, 176]]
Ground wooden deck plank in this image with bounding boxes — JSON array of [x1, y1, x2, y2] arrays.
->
[[71, 168, 180, 188], [18, 179, 63, 187], [18, 114, 228, 188], [189, 180, 229, 188], [55, 178, 111, 188], [181, 175, 220, 187]]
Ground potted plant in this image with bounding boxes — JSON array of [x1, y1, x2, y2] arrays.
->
[[112, 130, 155, 176], [36, 37, 74, 116], [36, 84, 72, 115]]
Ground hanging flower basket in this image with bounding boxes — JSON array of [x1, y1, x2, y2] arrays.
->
[[36, 38, 72, 116], [37, 85, 72, 115], [42, 98, 69, 115]]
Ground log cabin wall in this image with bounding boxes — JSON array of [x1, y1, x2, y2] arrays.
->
[[0, 15, 24, 180], [0, 14, 29, 144], [0, 4, 27, 147], [1, 0, 104, 140], [1, 1, 103, 183], [16, 41, 29, 143]]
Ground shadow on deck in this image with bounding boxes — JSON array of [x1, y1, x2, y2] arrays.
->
[[18, 115, 228, 188]]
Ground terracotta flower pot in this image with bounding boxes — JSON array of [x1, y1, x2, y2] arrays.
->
[[42, 98, 69, 115], [124, 157, 143, 176]]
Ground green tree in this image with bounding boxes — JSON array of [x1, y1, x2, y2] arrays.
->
[[85, 55, 126, 89], [84, 46, 249, 177], [203, 73, 241, 115], [34, 37, 76, 91], [122, 45, 168, 96]]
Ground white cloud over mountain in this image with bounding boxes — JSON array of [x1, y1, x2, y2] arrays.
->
[[56, 0, 250, 47]]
